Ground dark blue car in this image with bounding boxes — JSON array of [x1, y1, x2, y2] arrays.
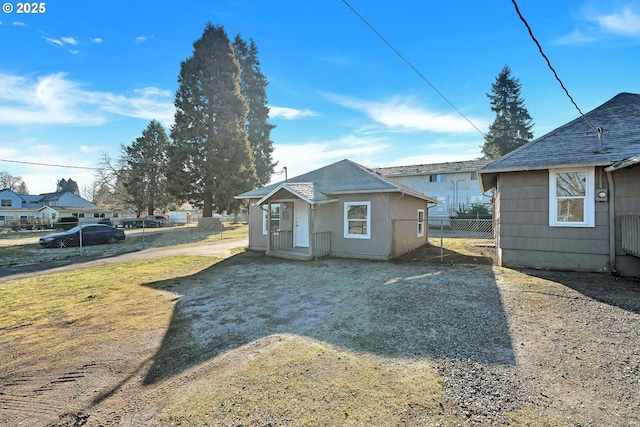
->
[[39, 224, 126, 248]]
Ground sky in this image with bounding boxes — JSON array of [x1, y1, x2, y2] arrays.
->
[[1, 0, 639, 196]]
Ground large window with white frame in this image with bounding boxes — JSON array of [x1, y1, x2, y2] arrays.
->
[[344, 201, 371, 239], [549, 167, 595, 227], [417, 209, 425, 237]]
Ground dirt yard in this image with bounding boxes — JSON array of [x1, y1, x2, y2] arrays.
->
[[1, 244, 639, 426]]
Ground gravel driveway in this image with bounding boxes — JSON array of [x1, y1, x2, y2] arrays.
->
[[137, 253, 640, 426]]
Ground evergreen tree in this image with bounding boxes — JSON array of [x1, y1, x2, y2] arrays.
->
[[168, 23, 257, 217], [121, 119, 171, 215], [233, 35, 276, 187], [482, 65, 534, 159], [56, 178, 79, 195]]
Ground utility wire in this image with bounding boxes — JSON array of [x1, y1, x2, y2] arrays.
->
[[510, 0, 599, 133], [341, 0, 486, 137], [0, 158, 99, 170]]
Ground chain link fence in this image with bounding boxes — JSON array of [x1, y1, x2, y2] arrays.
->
[[428, 218, 496, 265]]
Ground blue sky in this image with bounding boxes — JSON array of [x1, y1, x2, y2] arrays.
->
[[1, 0, 639, 195]]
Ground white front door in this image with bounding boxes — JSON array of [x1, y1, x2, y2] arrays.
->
[[293, 199, 309, 247]]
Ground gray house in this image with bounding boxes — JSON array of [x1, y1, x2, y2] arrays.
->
[[479, 92, 640, 277], [236, 159, 437, 260], [375, 158, 493, 223]]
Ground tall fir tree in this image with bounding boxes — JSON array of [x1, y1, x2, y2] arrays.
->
[[121, 119, 171, 216], [233, 35, 276, 187], [482, 65, 534, 159], [168, 23, 257, 217]]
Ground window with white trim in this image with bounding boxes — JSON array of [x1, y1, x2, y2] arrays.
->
[[344, 201, 371, 239], [417, 209, 425, 237], [549, 167, 595, 227], [262, 203, 280, 234]]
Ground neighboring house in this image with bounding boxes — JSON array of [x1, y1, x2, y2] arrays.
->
[[374, 158, 493, 223], [0, 189, 117, 227], [479, 92, 640, 277], [235, 159, 437, 261]]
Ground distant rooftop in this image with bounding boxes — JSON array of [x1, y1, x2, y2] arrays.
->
[[374, 158, 493, 177]]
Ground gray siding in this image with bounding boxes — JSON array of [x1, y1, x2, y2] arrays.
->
[[612, 167, 640, 276], [497, 167, 640, 275], [390, 195, 428, 257], [320, 193, 391, 260], [498, 170, 609, 272], [247, 202, 267, 251]]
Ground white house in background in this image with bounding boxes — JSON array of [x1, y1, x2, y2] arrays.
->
[[374, 158, 493, 223], [0, 189, 118, 227]]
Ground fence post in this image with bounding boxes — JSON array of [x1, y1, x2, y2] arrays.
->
[[440, 219, 444, 263]]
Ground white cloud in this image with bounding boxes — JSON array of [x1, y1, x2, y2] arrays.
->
[[555, 29, 599, 44], [61, 36, 79, 45], [92, 37, 103, 44], [44, 36, 65, 47], [13, 21, 27, 27], [43, 35, 81, 50], [270, 135, 388, 182], [0, 72, 175, 126], [557, 5, 640, 44], [80, 145, 101, 153], [135, 36, 149, 44], [596, 7, 640, 35], [135, 86, 172, 97], [331, 95, 485, 134], [269, 106, 318, 119]]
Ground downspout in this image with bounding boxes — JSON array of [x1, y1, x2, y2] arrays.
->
[[605, 170, 617, 274]]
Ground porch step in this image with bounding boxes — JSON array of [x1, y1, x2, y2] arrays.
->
[[266, 248, 313, 261]]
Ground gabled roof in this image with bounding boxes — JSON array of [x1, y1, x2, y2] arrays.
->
[[256, 182, 334, 205], [479, 92, 640, 191], [375, 158, 492, 177], [236, 159, 436, 203], [39, 191, 71, 201]]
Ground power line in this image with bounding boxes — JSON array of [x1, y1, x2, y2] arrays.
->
[[0, 158, 99, 170], [510, 0, 599, 132], [341, 0, 486, 137]]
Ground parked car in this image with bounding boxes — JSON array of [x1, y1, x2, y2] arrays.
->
[[120, 215, 166, 229], [39, 224, 126, 248]]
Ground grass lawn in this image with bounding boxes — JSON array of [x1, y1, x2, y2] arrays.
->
[[0, 256, 220, 372]]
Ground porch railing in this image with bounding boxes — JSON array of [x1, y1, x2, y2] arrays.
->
[[313, 232, 331, 257], [270, 230, 292, 251], [621, 215, 640, 258]]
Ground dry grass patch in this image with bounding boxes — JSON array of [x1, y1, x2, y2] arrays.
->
[[0, 256, 220, 371], [155, 334, 450, 427]]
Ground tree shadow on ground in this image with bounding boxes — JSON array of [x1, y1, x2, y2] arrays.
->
[[133, 251, 515, 386], [521, 268, 640, 315], [397, 242, 494, 265]]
